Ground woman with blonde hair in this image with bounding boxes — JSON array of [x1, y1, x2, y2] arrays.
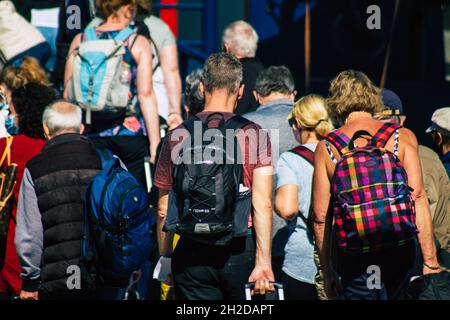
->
[[314, 70, 440, 300], [274, 94, 333, 300]]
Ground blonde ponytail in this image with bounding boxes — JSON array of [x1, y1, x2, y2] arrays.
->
[[20, 57, 50, 86], [0, 57, 50, 90], [289, 94, 333, 140]]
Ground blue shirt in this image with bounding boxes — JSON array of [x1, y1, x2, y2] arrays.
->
[[276, 144, 317, 284]]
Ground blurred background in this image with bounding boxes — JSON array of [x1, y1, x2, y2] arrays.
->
[[11, 0, 450, 146]]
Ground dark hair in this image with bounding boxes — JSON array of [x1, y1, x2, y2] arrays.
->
[[202, 52, 242, 94], [11, 83, 57, 139], [431, 131, 450, 148], [254, 65, 295, 97], [95, 0, 136, 19], [184, 69, 204, 116], [136, 0, 152, 16]]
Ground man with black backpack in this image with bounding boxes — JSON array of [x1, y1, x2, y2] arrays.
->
[[154, 52, 275, 300]]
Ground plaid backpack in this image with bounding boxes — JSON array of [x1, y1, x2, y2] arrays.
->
[[325, 123, 418, 253]]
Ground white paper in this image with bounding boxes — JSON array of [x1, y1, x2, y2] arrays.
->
[[152, 256, 172, 282], [239, 184, 250, 192], [31, 8, 60, 29]]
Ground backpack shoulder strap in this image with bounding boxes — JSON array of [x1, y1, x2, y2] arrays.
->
[[182, 115, 201, 135], [0, 136, 13, 167], [96, 148, 114, 168], [114, 27, 135, 42], [84, 27, 98, 41], [288, 145, 315, 166], [225, 115, 253, 132], [373, 122, 401, 149], [324, 130, 351, 156]]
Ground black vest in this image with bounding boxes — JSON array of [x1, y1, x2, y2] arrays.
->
[[26, 133, 101, 298]]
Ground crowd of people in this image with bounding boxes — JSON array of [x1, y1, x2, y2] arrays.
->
[[0, 0, 448, 301]]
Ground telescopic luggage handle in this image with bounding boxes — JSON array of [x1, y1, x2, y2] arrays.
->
[[245, 282, 285, 301]]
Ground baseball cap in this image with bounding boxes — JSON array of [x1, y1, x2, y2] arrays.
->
[[379, 89, 403, 116], [426, 107, 450, 137]]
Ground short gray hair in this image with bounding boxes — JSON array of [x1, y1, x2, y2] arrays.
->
[[43, 101, 82, 136], [222, 20, 259, 58], [254, 65, 295, 97], [203, 52, 243, 94]]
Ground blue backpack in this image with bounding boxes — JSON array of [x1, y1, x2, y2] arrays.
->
[[84, 149, 155, 283]]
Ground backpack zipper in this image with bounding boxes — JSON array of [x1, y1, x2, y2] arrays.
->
[[99, 169, 121, 220], [340, 193, 409, 208], [118, 186, 149, 230]]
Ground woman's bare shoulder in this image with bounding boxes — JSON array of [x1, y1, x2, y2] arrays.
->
[[398, 127, 418, 147]]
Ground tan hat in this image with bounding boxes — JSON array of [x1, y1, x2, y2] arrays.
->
[[426, 107, 450, 137]]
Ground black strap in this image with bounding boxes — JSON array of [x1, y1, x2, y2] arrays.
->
[[225, 115, 252, 132], [182, 115, 200, 136], [348, 130, 377, 150], [0, 49, 7, 64], [148, 35, 161, 73], [298, 211, 314, 236], [129, 33, 139, 51], [183, 115, 252, 134]]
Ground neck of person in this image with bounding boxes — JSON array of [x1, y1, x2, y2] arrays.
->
[[345, 111, 373, 124], [47, 130, 80, 140], [203, 90, 239, 114], [258, 92, 294, 106], [236, 54, 254, 60], [101, 15, 131, 30], [302, 130, 320, 145]]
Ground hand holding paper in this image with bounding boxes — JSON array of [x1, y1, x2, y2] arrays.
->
[[153, 256, 172, 284]]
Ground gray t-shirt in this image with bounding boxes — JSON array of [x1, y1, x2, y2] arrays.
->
[[243, 99, 298, 257], [144, 15, 176, 120], [146, 15, 176, 48], [276, 144, 318, 284]]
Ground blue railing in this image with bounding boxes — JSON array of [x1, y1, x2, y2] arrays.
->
[[154, 0, 217, 61]]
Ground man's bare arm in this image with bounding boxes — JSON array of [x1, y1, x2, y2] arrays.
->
[[157, 189, 174, 257], [248, 166, 275, 295]]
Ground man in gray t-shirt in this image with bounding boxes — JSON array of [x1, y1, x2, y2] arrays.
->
[[243, 65, 298, 279]]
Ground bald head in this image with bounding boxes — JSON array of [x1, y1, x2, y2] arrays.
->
[[43, 101, 83, 138]]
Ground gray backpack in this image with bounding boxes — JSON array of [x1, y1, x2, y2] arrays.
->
[[67, 27, 135, 124]]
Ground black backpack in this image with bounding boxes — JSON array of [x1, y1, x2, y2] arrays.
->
[[406, 272, 450, 300], [164, 113, 253, 246]]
